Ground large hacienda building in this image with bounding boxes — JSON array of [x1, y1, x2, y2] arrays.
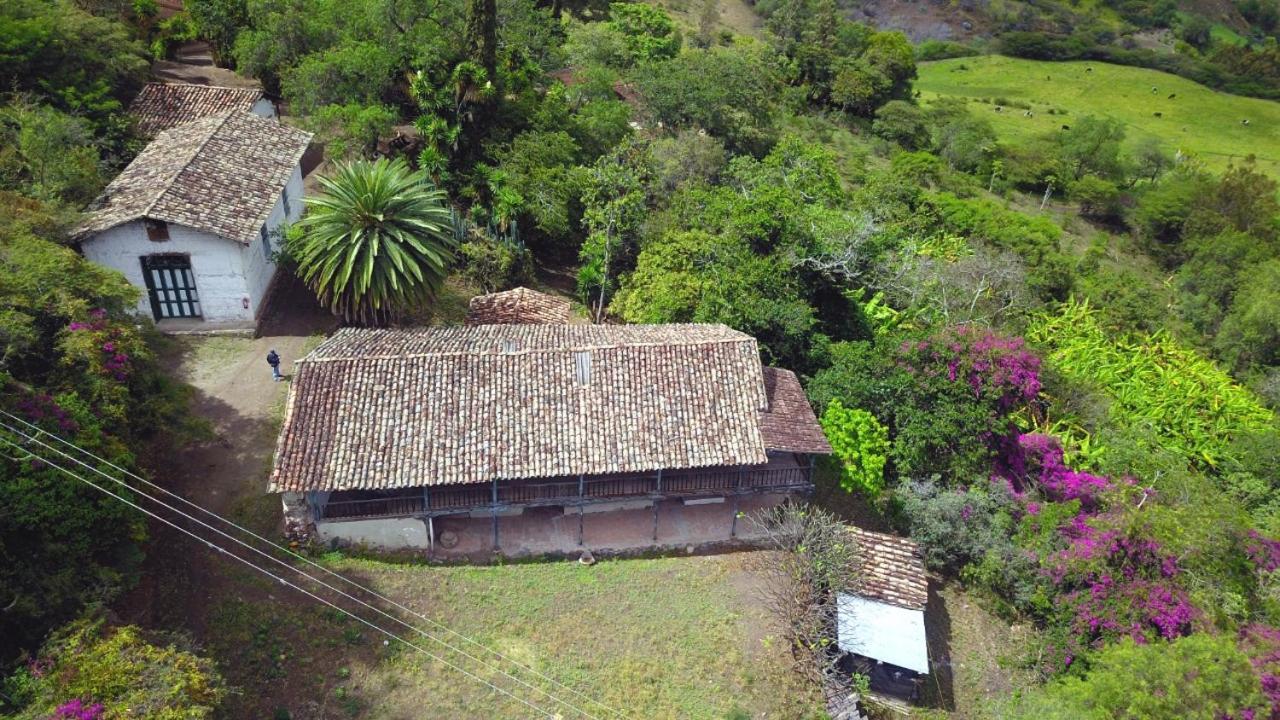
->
[[269, 289, 831, 557]]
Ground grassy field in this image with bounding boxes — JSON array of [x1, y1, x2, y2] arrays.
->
[[917, 55, 1280, 177], [201, 553, 823, 719]]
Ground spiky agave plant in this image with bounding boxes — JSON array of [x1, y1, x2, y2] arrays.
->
[[294, 158, 455, 325]]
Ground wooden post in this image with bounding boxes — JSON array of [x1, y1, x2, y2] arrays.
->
[[577, 475, 585, 546], [423, 486, 432, 553], [732, 467, 746, 538], [808, 454, 816, 484], [492, 479, 499, 551]]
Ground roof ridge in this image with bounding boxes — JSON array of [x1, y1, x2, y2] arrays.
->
[[298, 335, 760, 363], [141, 112, 233, 220], [144, 81, 263, 94]]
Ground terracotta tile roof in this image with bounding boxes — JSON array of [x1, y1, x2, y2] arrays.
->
[[466, 287, 572, 325], [270, 323, 830, 493], [76, 112, 312, 245], [759, 368, 832, 454], [129, 82, 266, 136], [850, 527, 928, 611]]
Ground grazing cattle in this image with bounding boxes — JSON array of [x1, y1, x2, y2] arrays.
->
[[1151, 86, 1158, 93], [1243, 119, 1251, 125], [1154, 112, 1162, 117], [1168, 93, 1176, 99], [1023, 110, 1033, 117], [1086, 67, 1093, 72], [995, 106, 1003, 112], [1061, 124, 1070, 130]]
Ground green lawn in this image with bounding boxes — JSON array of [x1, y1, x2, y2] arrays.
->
[[203, 553, 823, 720], [917, 55, 1280, 177]]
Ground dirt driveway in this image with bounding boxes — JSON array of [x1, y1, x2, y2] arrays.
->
[[121, 275, 334, 634]]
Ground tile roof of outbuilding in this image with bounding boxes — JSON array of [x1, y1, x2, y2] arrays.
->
[[76, 111, 312, 245], [850, 527, 929, 611], [466, 287, 572, 325], [129, 82, 266, 136], [270, 324, 830, 493]]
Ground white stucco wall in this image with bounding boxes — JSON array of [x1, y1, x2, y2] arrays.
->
[[82, 221, 252, 323], [240, 166, 304, 318], [80, 164, 303, 325], [316, 517, 432, 550]]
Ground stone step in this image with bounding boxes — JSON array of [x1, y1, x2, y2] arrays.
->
[[174, 41, 215, 67]]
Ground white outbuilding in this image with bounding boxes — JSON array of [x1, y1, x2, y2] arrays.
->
[[75, 111, 312, 328], [836, 527, 931, 700]]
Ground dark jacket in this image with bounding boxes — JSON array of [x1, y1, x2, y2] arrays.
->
[[266, 351, 280, 367]]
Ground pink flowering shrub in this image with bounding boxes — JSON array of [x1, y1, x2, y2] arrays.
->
[[1240, 624, 1280, 719], [1032, 509, 1199, 670], [1246, 530, 1280, 574], [1001, 433, 1116, 506], [15, 393, 79, 435], [56, 309, 150, 423], [50, 700, 104, 720], [899, 325, 1042, 413]]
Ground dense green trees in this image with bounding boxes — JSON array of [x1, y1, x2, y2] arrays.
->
[[1007, 635, 1266, 719]]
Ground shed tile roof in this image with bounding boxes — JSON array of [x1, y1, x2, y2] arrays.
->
[[850, 527, 929, 611], [129, 82, 266, 136], [270, 324, 829, 493], [759, 368, 832, 455], [76, 111, 312, 245], [466, 287, 572, 325]]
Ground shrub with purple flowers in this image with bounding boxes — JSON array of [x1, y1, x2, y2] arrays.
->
[[898, 325, 1042, 413], [6, 621, 224, 720], [999, 433, 1116, 506], [2, 233, 203, 665], [50, 699, 103, 720], [1240, 624, 1280, 719]]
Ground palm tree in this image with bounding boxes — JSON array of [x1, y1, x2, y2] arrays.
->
[[294, 158, 455, 325]]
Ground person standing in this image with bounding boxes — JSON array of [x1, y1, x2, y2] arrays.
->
[[267, 348, 282, 381]]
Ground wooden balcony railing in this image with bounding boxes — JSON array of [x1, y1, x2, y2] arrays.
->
[[316, 465, 812, 521]]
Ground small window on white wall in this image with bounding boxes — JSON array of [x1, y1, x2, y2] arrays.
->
[[144, 219, 170, 242], [260, 225, 272, 259], [281, 187, 291, 216]]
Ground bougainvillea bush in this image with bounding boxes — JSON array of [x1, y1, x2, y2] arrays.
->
[[812, 317, 1280, 703], [810, 326, 1043, 482], [0, 229, 199, 667], [3, 621, 224, 720]]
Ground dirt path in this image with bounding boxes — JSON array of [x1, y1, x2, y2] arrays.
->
[[119, 272, 335, 637]]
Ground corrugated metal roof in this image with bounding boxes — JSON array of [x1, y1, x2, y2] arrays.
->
[[837, 594, 930, 674]]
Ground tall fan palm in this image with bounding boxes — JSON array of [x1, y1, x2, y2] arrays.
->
[[294, 158, 455, 325]]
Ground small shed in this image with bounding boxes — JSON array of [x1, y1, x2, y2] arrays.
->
[[465, 287, 572, 325], [836, 527, 930, 700]]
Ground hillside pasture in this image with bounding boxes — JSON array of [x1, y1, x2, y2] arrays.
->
[[917, 55, 1280, 177]]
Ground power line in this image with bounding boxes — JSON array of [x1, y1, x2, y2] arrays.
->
[[0, 409, 624, 717], [0, 410, 622, 720], [0, 434, 563, 720], [0, 417, 606, 720]]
